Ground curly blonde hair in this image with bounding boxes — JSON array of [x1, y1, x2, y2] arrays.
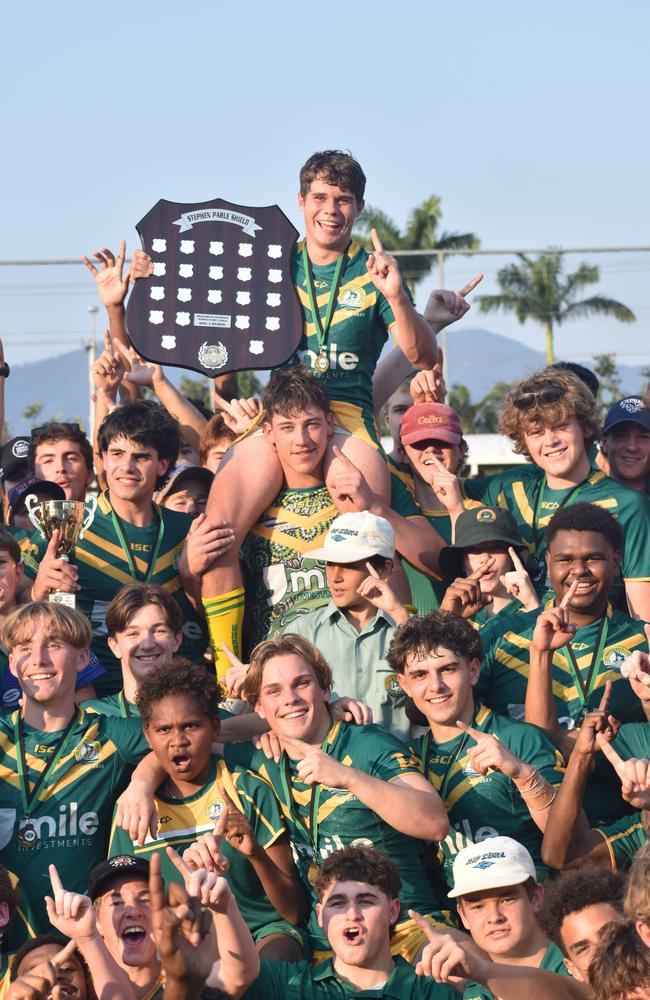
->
[[500, 368, 600, 457]]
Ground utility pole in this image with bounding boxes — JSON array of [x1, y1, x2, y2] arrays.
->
[[86, 305, 98, 438]]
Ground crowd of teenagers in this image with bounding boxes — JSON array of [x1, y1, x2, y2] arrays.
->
[[0, 150, 649, 1000]]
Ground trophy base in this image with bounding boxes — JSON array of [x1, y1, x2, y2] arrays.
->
[[49, 592, 76, 609]]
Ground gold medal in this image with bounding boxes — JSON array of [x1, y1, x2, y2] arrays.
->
[[307, 861, 320, 884], [313, 350, 330, 374]]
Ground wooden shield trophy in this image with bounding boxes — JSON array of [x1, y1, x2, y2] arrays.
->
[[126, 198, 303, 376]]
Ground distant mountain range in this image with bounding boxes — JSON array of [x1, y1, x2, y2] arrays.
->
[[4, 328, 647, 436]]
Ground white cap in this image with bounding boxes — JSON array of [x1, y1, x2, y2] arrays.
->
[[448, 836, 537, 899], [310, 512, 395, 563]]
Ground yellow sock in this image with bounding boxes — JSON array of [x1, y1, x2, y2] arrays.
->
[[202, 587, 245, 680]]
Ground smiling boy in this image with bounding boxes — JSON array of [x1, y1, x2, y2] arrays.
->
[[480, 503, 650, 736], [23, 401, 227, 695], [227, 633, 451, 963], [0, 602, 148, 931], [462, 368, 650, 618], [28, 422, 95, 503]]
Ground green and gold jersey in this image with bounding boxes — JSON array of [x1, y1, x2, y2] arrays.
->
[[0, 708, 147, 931], [594, 810, 647, 870], [82, 692, 139, 718], [225, 721, 446, 951], [463, 466, 650, 596], [240, 484, 336, 652], [109, 754, 290, 933], [291, 240, 410, 418], [410, 705, 565, 886], [478, 602, 648, 728], [462, 942, 569, 999], [613, 721, 650, 759], [4, 867, 37, 954], [22, 493, 207, 696], [243, 955, 457, 1000]]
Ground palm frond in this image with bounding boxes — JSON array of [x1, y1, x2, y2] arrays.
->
[[560, 297, 636, 323]]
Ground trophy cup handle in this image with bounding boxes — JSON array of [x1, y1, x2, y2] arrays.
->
[[25, 494, 45, 536], [80, 495, 98, 539]]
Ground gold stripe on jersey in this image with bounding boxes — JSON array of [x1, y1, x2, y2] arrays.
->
[[75, 547, 134, 586], [81, 528, 128, 563], [295, 267, 375, 312], [494, 643, 579, 702], [512, 482, 535, 527]]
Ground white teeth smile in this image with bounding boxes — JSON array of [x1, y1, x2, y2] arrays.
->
[[283, 710, 307, 719], [31, 673, 55, 681], [427, 695, 450, 704], [545, 449, 566, 459]]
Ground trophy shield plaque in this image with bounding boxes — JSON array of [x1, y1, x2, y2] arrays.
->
[[125, 198, 303, 377], [25, 495, 97, 608]]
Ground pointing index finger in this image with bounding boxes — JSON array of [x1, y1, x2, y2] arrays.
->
[[365, 561, 381, 580], [166, 845, 193, 878], [49, 863, 64, 897], [221, 642, 245, 670], [370, 228, 384, 254], [560, 580, 579, 609], [407, 909, 439, 942], [508, 546, 526, 573], [597, 732, 624, 772], [598, 679, 612, 714], [53, 939, 78, 969], [457, 273, 484, 298], [456, 720, 483, 741]]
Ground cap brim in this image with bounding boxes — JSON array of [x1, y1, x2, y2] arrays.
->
[[439, 538, 529, 582], [401, 428, 461, 446], [604, 414, 650, 434], [309, 545, 386, 564], [448, 868, 532, 899]]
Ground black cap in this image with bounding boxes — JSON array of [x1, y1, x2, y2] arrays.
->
[[0, 438, 30, 483], [7, 477, 65, 521], [439, 506, 528, 581], [87, 855, 151, 900], [156, 465, 214, 503]]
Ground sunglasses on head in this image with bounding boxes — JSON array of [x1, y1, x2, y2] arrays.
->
[[31, 422, 81, 437], [513, 386, 564, 411]]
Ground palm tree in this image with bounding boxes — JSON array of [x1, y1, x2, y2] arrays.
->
[[353, 195, 480, 295], [477, 253, 635, 364]]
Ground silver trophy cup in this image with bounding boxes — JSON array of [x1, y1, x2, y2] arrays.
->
[[26, 495, 97, 608]]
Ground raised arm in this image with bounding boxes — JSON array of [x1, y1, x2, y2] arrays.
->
[[541, 694, 617, 870], [45, 864, 136, 1000], [281, 736, 449, 842], [524, 585, 579, 756]]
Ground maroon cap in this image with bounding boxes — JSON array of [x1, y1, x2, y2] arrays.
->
[[400, 403, 463, 446]]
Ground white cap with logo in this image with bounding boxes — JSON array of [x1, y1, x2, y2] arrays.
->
[[310, 511, 396, 564], [448, 836, 537, 899]]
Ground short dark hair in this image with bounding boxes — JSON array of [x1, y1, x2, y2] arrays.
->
[[137, 659, 221, 727], [10, 934, 91, 988], [387, 610, 483, 675], [544, 502, 623, 553], [28, 422, 94, 477], [106, 583, 183, 638], [262, 367, 331, 421], [548, 362, 600, 399], [97, 400, 180, 471], [0, 526, 21, 564], [299, 150, 366, 203], [314, 846, 401, 905], [539, 866, 626, 955], [198, 414, 236, 465]]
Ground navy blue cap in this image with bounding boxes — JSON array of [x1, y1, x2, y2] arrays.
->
[[7, 477, 65, 520], [603, 397, 650, 434], [0, 437, 30, 482]]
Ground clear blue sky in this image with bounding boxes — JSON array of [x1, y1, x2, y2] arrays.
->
[[1, 0, 648, 377]]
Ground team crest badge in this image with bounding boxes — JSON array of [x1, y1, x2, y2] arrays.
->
[[338, 285, 366, 310], [602, 645, 632, 670], [477, 509, 496, 523], [74, 740, 101, 764], [207, 802, 223, 822], [126, 198, 303, 377], [384, 674, 402, 696]]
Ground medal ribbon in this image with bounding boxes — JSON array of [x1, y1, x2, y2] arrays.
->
[[561, 612, 611, 705], [108, 499, 165, 582], [278, 720, 344, 858], [15, 710, 80, 820], [531, 475, 589, 560], [119, 691, 132, 718], [421, 707, 487, 804], [302, 245, 347, 357]]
